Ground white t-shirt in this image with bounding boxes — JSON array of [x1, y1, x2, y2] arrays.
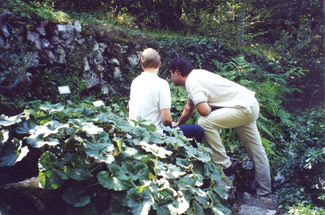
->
[[185, 69, 256, 111], [129, 72, 171, 132]]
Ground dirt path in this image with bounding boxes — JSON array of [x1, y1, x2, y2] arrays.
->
[[232, 192, 281, 215]]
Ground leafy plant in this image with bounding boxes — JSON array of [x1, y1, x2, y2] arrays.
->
[[275, 107, 325, 211], [0, 101, 232, 214]]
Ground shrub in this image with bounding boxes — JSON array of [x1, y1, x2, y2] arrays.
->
[[275, 107, 325, 211], [0, 100, 232, 214]]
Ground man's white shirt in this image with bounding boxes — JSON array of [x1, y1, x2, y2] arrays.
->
[[185, 69, 256, 111]]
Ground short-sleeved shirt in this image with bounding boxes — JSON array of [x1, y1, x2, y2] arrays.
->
[[185, 69, 256, 110], [129, 72, 171, 132]]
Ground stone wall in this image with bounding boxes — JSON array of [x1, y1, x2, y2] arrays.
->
[[0, 9, 147, 100]]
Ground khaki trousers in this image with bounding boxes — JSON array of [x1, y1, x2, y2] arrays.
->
[[198, 100, 271, 195]]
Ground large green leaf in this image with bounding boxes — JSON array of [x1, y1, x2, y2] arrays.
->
[[191, 200, 205, 215], [123, 161, 149, 181], [108, 113, 133, 132], [207, 190, 232, 215], [0, 114, 22, 127], [63, 185, 91, 207], [68, 155, 93, 181], [16, 121, 36, 134], [95, 112, 110, 123], [40, 103, 65, 113], [23, 109, 46, 118], [26, 120, 68, 148], [167, 193, 190, 214], [127, 188, 154, 215], [97, 171, 133, 191], [0, 139, 29, 167], [155, 161, 185, 179], [178, 175, 196, 190], [69, 119, 103, 135], [75, 107, 96, 117], [83, 132, 115, 164], [140, 141, 172, 159], [176, 158, 192, 169], [27, 136, 60, 148], [38, 151, 69, 189], [148, 132, 165, 144]]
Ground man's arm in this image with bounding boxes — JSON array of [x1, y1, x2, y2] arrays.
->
[[196, 102, 211, 116], [161, 108, 172, 127], [175, 100, 196, 126]]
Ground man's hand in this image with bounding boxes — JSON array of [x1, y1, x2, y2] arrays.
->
[[172, 122, 178, 127]]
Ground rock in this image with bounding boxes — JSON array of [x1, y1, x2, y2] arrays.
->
[[41, 38, 52, 49], [74, 21, 82, 33], [93, 41, 99, 51], [84, 56, 90, 71], [36, 21, 48, 36], [235, 192, 280, 215], [27, 31, 41, 49], [0, 24, 10, 38], [239, 192, 278, 209], [99, 42, 107, 53], [128, 54, 139, 67], [239, 205, 277, 215], [57, 24, 66, 32], [114, 67, 121, 78], [110, 58, 120, 65], [116, 44, 128, 54], [96, 64, 105, 72], [84, 70, 100, 88], [50, 35, 62, 45], [94, 52, 104, 65], [45, 50, 56, 63], [54, 45, 66, 64], [2, 177, 40, 190], [77, 38, 85, 45]]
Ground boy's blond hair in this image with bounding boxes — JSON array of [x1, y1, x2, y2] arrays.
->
[[141, 48, 161, 69]]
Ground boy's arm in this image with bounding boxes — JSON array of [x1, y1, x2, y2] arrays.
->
[[161, 108, 172, 127]]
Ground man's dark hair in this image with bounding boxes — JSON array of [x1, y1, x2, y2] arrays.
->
[[169, 57, 194, 77]]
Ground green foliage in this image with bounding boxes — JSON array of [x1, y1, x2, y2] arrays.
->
[[275, 107, 325, 210], [0, 101, 232, 214], [4, 0, 70, 23], [288, 203, 325, 215], [154, 36, 228, 78]]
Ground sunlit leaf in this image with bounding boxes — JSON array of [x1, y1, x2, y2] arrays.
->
[[156, 161, 185, 179], [140, 141, 172, 159], [0, 114, 22, 127], [0, 139, 29, 167], [167, 193, 189, 214], [84, 132, 115, 164], [38, 151, 68, 189], [40, 103, 65, 113]]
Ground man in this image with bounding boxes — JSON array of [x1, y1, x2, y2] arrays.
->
[[169, 56, 271, 196], [129, 48, 204, 142]]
